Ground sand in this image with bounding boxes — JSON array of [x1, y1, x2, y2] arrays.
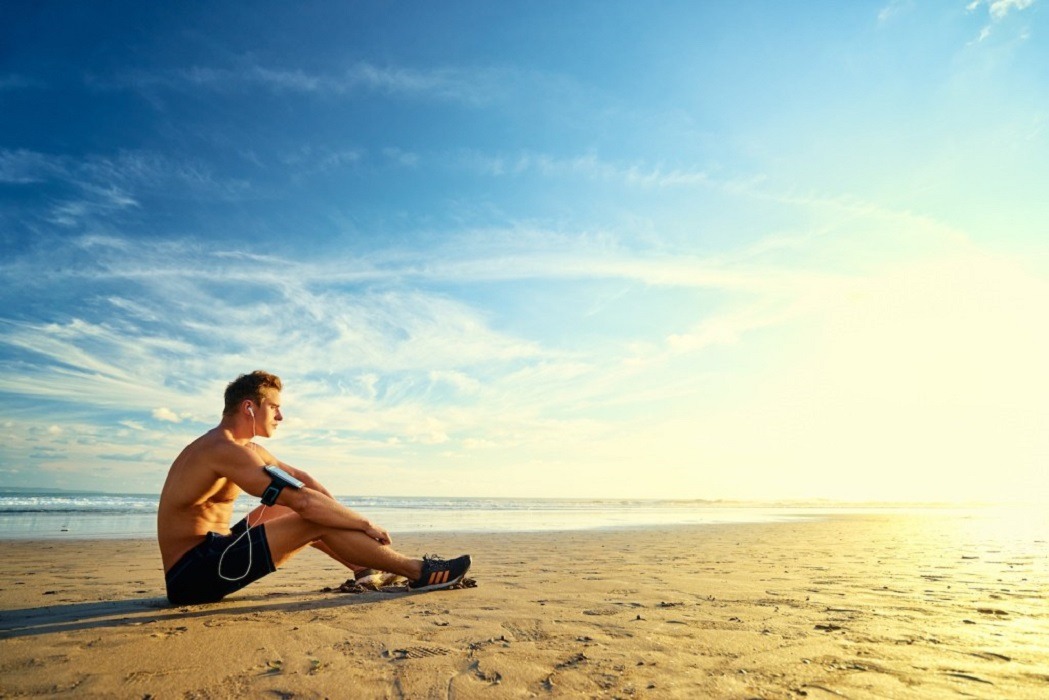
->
[[1, 511, 1047, 699]]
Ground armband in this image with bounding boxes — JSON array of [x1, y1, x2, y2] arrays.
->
[[261, 465, 305, 506]]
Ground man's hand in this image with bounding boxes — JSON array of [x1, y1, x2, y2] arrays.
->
[[364, 523, 392, 545]]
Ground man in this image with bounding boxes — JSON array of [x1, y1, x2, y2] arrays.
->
[[157, 370, 471, 605]]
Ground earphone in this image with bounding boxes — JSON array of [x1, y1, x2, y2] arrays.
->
[[221, 401, 262, 582]]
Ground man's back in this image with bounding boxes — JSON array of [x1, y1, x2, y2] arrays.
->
[[157, 428, 247, 571]]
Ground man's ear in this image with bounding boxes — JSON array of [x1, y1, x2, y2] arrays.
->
[[245, 402, 255, 417]]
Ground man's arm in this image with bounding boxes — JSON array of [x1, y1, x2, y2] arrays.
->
[[215, 445, 391, 545], [252, 445, 335, 498], [279, 487, 391, 545]]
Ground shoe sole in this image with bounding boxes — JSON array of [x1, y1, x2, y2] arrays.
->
[[409, 572, 467, 592]]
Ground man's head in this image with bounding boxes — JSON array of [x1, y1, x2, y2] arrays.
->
[[223, 370, 283, 417]]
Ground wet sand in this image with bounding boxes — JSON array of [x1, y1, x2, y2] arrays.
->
[[1, 511, 1047, 698]]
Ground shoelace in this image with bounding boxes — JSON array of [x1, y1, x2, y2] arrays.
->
[[421, 554, 449, 567]]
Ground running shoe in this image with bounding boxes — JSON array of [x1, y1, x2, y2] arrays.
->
[[409, 554, 472, 591]]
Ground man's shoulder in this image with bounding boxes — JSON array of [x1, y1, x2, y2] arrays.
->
[[197, 429, 237, 451], [177, 429, 255, 470]]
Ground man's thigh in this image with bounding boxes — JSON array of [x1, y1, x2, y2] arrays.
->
[[247, 503, 294, 525], [260, 512, 326, 567]]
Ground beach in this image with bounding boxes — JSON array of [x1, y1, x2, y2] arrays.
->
[[2, 511, 1047, 699]]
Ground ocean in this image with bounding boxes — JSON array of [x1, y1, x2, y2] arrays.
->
[[0, 488, 824, 539]]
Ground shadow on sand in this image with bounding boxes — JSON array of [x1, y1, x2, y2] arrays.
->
[[0, 589, 394, 640]]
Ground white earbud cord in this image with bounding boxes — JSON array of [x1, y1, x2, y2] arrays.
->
[[217, 406, 265, 582]]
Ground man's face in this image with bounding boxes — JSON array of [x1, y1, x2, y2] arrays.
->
[[254, 389, 283, 437]]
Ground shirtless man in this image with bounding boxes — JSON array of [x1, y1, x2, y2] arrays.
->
[[157, 370, 471, 605]]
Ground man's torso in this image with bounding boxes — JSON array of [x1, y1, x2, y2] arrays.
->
[[157, 429, 252, 571]]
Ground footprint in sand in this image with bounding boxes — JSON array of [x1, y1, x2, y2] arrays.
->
[[150, 626, 188, 639], [383, 646, 452, 660], [582, 607, 619, 616]]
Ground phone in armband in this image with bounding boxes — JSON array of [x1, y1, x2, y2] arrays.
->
[[261, 465, 305, 506]]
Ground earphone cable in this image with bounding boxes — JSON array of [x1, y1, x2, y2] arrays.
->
[[218, 402, 264, 582]]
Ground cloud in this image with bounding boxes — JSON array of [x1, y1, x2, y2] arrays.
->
[[344, 63, 498, 104], [665, 307, 782, 353], [427, 370, 482, 396], [967, 0, 1037, 41], [1, 413, 177, 491], [278, 144, 364, 181], [460, 150, 712, 189], [152, 408, 182, 423], [95, 61, 502, 107], [969, 0, 1036, 20], [1, 148, 246, 196], [877, 0, 911, 24], [0, 233, 551, 439], [2, 148, 251, 232], [2, 182, 1046, 500], [0, 149, 67, 184], [383, 147, 420, 168]]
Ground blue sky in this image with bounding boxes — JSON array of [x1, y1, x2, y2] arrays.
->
[[1, 1, 1046, 501]]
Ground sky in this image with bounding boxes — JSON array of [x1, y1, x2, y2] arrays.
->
[[1, 1, 1047, 502]]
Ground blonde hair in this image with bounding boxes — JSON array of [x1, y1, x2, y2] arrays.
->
[[222, 370, 282, 416]]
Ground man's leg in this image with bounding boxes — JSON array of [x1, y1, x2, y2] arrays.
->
[[245, 505, 365, 573], [260, 511, 425, 581]]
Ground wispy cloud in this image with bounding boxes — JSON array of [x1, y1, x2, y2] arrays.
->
[[1, 231, 586, 491], [877, 0, 912, 24], [968, 0, 1036, 20], [1, 147, 251, 230], [92, 61, 504, 107], [279, 144, 363, 180], [966, 0, 1037, 41], [383, 147, 420, 168], [2, 184, 1044, 497], [0, 149, 67, 184], [460, 150, 713, 189], [0, 235, 547, 412]]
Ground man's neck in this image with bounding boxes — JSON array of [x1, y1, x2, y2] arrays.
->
[[217, 417, 255, 445]]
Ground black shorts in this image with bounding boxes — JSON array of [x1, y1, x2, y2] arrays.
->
[[164, 518, 276, 605]]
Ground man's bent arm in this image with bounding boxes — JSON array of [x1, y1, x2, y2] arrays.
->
[[278, 464, 334, 499], [214, 448, 390, 544], [250, 446, 335, 499], [278, 488, 390, 544]]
